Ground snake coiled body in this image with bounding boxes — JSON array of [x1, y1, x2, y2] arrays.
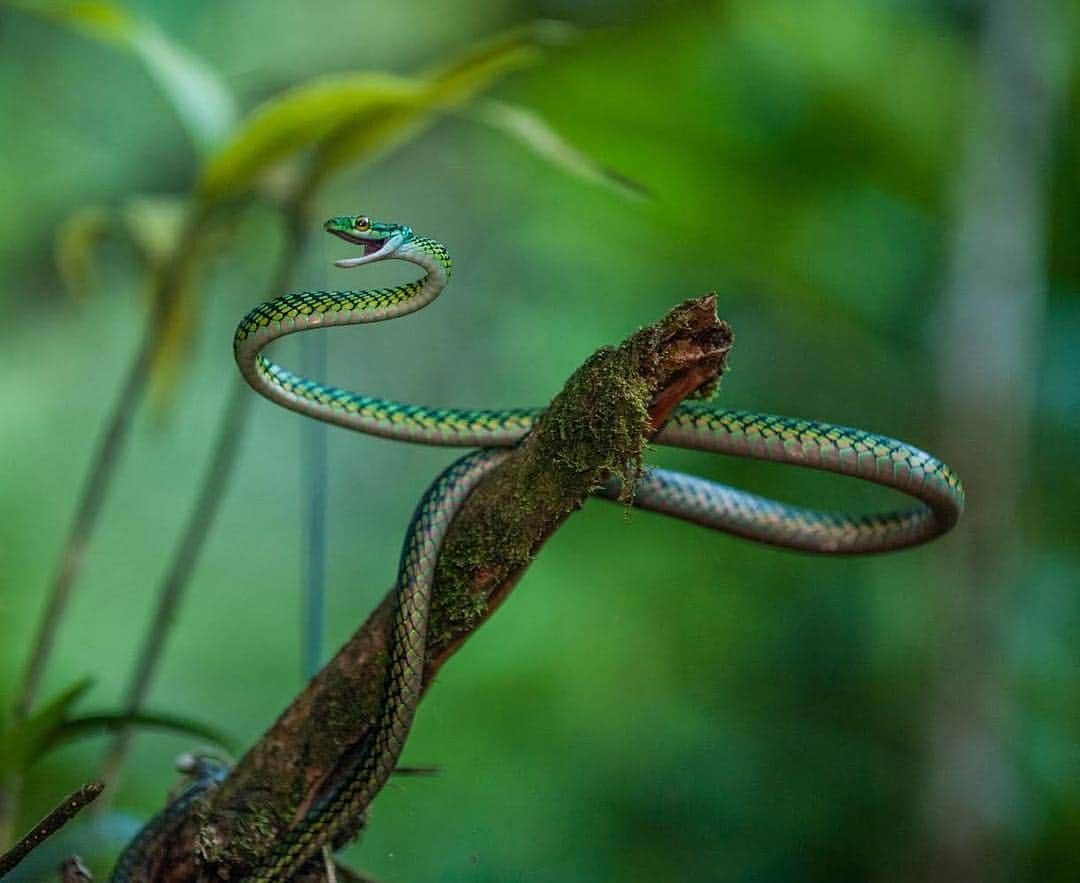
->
[[111, 215, 963, 881]]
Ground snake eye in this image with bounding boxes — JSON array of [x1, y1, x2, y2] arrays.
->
[[354, 216, 371, 232]]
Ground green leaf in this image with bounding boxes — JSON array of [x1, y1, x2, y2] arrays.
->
[[200, 21, 574, 202], [308, 21, 570, 188], [467, 99, 649, 200], [6, 0, 235, 154], [0, 683, 232, 780], [421, 19, 576, 95], [0, 679, 93, 778], [197, 73, 425, 201], [9, 0, 136, 43]]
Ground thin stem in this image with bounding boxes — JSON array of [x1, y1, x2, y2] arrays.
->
[[13, 205, 207, 722], [97, 380, 253, 789], [0, 781, 104, 877], [2, 270, 176, 842], [14, 327, 157, 720]]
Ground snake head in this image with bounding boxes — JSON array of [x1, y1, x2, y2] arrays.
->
[[324, 215, 413, 267]]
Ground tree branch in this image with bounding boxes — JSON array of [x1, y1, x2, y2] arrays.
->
[[132, 295, 732, 881], [0, 781, 103, 877]]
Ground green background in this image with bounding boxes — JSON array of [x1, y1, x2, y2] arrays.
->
[[1, 1, 1078, 880]]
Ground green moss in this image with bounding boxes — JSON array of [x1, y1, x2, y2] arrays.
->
[[427, 332, 658, 651], [220, 800, 280, 867]]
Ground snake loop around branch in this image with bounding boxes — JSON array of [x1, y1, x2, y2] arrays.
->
[[112, 214, 963, 881]]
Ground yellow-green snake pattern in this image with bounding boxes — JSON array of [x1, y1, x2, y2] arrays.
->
[[111, 214, 963, 881]]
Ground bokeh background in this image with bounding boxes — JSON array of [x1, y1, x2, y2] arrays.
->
[[1, 1, 1078, 880]]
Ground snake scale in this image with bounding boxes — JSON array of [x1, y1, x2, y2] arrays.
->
[[111, 215, 963, 880]]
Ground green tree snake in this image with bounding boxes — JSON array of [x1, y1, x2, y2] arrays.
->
[[111, 215, 964, 880]]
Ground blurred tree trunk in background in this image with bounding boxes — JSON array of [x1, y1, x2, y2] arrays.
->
[[924, 0, 1067, 880]]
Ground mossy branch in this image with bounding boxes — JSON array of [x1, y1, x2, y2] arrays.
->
[[140, 295, 731, 881]]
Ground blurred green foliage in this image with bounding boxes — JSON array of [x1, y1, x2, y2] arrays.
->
[[1, 1, 1078, 880]]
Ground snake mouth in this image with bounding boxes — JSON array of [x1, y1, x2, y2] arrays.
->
[[328, 228, 399, 267], [328, 228, 387, 253]]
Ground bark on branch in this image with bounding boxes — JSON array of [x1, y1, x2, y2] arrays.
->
[[141, 295, 732, 881], [0, 781, 103, 877]]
